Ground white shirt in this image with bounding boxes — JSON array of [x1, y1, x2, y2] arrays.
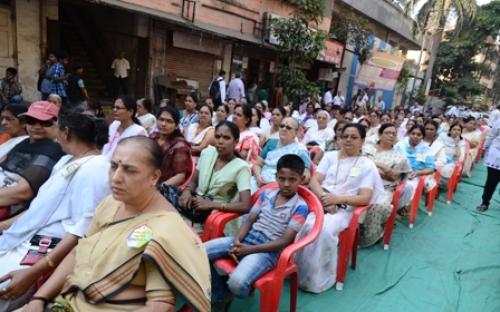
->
[[137, 113, 157, 135], [111, 58, 130, 78], [377, 100, 386, 111], [323, 91, 333, 105], [317, 151, 384, 206], [303, 126, 334, 150], [333, 95, 345, 107], [0, 155, 111, 250], [489, 109, 500, 127], [227, 78, 245, 102], [102, 121, 148, 158], [219, 77, 226, 103]]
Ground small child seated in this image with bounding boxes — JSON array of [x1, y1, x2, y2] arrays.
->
[[204, 154, 308, 308]]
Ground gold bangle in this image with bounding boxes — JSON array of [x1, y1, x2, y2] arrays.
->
[[220, 203, 226, 211], [45, 255, 55, 268]]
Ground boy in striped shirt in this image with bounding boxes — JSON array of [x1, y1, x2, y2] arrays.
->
[[205, 154, 308, 308]]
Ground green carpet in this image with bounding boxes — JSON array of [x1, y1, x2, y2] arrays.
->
[[230, 163, 500, 312]]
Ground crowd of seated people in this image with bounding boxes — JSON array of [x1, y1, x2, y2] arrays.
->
[[0, 92, 490, 312]]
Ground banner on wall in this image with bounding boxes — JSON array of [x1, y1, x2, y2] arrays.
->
[[354, 51, 405, 91]]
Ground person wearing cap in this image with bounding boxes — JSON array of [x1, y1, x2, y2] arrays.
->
[[0, 101, 63, 217], [0, 110, 110, 311], [0, 105, 29, 157]]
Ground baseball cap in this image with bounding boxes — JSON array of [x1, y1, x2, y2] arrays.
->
[[19, 101, 59, 121]]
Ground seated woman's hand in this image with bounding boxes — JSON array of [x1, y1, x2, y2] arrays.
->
[[0, 268, 38, 300], [256, 175, 266, 187], [21, 299, 45, 312], [407, 172, 418, 180], [178, 190, 192, 210], [320, 193, 342, 207], [192, 197, 215, 211]]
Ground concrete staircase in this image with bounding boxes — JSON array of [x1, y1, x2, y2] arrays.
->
[[60, 5, 113, 100]]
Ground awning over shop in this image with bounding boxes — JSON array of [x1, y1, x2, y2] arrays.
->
[[91, 0, 268, 45]]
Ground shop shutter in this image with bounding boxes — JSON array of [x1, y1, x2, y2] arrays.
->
[[165, 47, 215, 98]]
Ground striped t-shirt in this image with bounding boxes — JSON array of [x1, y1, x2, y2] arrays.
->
[[250, 189, 308, 241]]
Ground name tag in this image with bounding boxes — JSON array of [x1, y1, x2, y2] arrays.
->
[[350, 167, 362, 177], [127, 224, 153, 249], [417, 154, 426, 162]]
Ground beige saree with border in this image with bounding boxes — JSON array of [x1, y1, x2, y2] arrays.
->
[[61, 196, 211, 312]]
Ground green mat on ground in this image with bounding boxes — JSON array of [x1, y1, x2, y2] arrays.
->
[[230, 163, 500, 312]]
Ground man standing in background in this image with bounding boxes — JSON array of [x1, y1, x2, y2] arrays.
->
[[111, 51, 130, 96], [227, 72, 245, 103]]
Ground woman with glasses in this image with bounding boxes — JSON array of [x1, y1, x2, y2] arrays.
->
[[252, 117, 311, 192], [0, 110, 110, 311], [102, 96, 147, 158], [295, 123, 384, 293], [0, 101, 64, 217], [360, 124, 412, 247]]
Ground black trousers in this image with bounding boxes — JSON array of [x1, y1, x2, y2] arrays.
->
[[114, 77, 128, 96], [482, 166, 500, 206]]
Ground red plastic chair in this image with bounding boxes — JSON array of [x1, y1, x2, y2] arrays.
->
[[425, 168, 441, 216], [383, 181, 406, 250], [446, 143, 470, 204], [335, 205, 370, 290], [408, 175, 426, 229], [474, 139, 485, 164], [178, 157, 195, 190], [0, 207, 9, 221], [205, 182, 324, 312]]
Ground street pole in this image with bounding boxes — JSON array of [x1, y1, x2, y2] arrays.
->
[[409, 34, 426, 106]]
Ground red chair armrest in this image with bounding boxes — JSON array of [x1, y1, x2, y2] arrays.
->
[[202, 211, 242, 241], [351, 205, 370, 225]]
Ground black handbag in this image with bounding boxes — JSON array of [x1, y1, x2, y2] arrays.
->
[[158, 184, 212, 224]]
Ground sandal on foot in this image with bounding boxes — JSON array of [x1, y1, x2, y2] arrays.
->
[[476, 204, 489, 212], [398, 207, 409, 217]]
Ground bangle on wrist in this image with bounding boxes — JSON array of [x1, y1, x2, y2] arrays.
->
[[30, 296, 50, 307]]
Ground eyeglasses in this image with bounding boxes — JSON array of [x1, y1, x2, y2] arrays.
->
[[280, 124, 294, 131], [25, 117, 55, 127], [113, 106, 127, 110]]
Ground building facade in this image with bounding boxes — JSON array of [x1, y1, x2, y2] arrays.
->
[[1, 0, 333, 107]]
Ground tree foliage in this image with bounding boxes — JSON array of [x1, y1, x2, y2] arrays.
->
[[272, 0, 326, 106], [330, 11, 372, 61], [432, 1, 500, 104]]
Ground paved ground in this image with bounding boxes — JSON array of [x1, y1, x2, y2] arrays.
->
[[230, 163, 500, 312]]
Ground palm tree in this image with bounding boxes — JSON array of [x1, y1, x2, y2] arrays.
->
[[404, 0, 477, 95]]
